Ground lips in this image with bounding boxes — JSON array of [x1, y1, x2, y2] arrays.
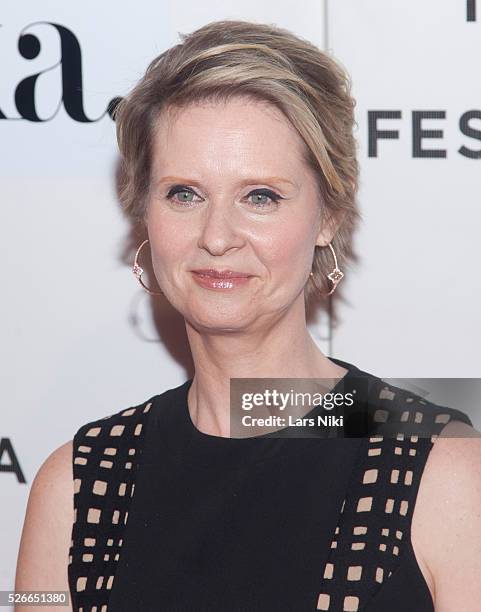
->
[[192, 269, 252, 279]]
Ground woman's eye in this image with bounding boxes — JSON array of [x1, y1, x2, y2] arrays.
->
[[165, 186, 199, 205], [247, 189, 283, 209]]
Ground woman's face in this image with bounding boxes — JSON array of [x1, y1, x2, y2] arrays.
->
[[146, 96, 330, 333]]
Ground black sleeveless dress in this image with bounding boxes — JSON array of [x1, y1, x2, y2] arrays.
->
[[68, 358, 473, 611]]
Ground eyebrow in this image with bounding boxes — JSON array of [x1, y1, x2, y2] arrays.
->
[[156, 175, 298, 188]]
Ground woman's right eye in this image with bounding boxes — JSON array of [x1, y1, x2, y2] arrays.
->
[[165, 186, 199, 205]]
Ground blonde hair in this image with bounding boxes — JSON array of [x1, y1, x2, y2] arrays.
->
[[115, 19, 362, 300]]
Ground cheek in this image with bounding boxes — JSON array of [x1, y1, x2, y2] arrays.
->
[[147, 208, 193, 266], [258, 224, 313, 273]]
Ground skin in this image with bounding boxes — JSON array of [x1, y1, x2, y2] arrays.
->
[[411, 420, 481, 610], [15, 440, 74, 612], [15, 96, 481, 611]]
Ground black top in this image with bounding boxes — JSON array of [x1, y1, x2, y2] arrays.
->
[[68, 358, 474, 611]]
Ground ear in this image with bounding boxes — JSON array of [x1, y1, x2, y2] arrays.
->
[[315, 209, 346, 247]]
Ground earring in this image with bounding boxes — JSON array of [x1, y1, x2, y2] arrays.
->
[[310, 242, 344, 296], [326, 242, 344, 295], [132, 239, 163, 296]]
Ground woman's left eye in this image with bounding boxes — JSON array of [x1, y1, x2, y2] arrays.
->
[[247, 189, 283, 209]]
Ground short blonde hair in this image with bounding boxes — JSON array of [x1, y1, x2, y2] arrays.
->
[[115, 19, 362, 300]]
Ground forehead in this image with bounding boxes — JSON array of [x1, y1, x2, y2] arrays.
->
[[150, 96, 309, 179]]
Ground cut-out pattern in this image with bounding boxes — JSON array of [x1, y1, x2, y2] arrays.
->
[[68, 379, 472, 611], [68, 398, 153, 611], [314, 378, 473, 611]]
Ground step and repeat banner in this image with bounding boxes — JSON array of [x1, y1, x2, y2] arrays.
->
[[1, 0, 480, 598], [328, 1, 481, 379]]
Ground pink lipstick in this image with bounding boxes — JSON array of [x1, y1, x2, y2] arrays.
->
[[191, 269, 253, 290]]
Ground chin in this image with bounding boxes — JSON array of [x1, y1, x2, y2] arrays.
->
[[189, 310, 254, 334]]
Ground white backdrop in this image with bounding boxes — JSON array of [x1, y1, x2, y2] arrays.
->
[[329, 0, 481, 378], [1, 0, 480, 598]]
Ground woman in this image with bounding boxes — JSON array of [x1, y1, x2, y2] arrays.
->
[[15, 19, 481, 612]]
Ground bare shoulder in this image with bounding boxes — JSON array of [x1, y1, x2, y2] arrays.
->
[[15, 440, 74, 611], [412, 420, 481, 611]]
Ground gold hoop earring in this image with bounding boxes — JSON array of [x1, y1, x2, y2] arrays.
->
[[132, 239, 163, 296], [311, 242, 344, 296]]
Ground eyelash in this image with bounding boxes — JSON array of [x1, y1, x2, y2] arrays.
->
[[165, 185, 284, 209]]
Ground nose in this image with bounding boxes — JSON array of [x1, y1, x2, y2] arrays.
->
[[197, 198, 245, 256]]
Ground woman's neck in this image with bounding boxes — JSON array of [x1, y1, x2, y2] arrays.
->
[[184, 322, 347, 438]]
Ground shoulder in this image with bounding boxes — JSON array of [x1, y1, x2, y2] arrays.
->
[[21, 395, 157, 538], [15, 439, 74, 594], [412, 420, 481, 609], [25, 439, 74, 516], [22, 438, 74, 532], [38, 438, 73, 484], [16, 394, 164, 596]]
